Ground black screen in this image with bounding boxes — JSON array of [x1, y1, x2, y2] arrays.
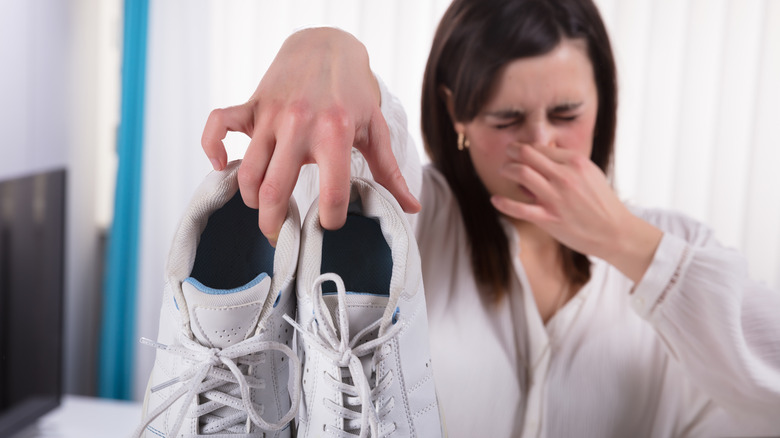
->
[[0, 169, 66, 436]]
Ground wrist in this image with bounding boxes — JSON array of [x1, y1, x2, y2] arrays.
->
[[287, 27, 355, 48], [604, 214, 663, 283]]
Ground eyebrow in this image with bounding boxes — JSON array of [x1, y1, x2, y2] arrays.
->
[[483, 102, 584, 118], [483, 109, 524, 119], [551, 102, 583, 112]]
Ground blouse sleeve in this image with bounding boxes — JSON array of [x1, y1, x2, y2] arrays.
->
[[293, 74, 423, 231], [629, 208, 780, 430]]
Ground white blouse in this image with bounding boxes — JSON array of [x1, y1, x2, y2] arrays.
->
[[294, 78, 780, 438]]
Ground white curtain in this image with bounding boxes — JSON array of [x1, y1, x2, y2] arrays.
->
[[134, 0, 780, 400]]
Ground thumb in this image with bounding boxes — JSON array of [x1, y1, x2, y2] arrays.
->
[[201, 102, 255, 170]]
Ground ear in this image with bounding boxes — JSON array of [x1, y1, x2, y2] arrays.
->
[[438, 85, 466, 134]]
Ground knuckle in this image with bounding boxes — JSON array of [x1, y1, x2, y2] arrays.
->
[[258, 180, 285, 205], [237, 166, 259, 188], [319, 185, 350, 209], [316, 106, 351, 140], [557, 175, 573, 189], [286, 100, 314, 127], [207, 108, 226, 127], [518, 164, 533, 179], [387, 165, 405, 184]]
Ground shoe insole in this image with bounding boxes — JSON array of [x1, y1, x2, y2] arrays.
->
[[321, 212, 392, 296], [190, 192, 274, 290]]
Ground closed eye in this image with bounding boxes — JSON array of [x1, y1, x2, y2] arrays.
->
[[551, 114, 578, 122], [484, 109, 525, 130], [494, 119, 522, 129], [549, 102, 583, 123]]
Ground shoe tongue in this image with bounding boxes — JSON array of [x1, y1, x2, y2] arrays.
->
[[322, 293, 388, 378], [182, 273, 272, 349]]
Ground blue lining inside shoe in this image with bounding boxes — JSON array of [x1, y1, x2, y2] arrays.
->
[[190, 192, 274, 290], [184, 273, 269, 295], [321, 291, 388, 296], [321, 201, 392, 296]]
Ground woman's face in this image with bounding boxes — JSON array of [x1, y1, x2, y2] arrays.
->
[[455, 39, 598, 204]]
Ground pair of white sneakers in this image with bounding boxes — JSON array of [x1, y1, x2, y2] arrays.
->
[[132, 160, 443, 438]]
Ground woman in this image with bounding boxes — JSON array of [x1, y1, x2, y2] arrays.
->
[[201, 0, 780, 436]]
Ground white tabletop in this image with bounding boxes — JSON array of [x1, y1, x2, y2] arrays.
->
[[11, 395, 142, 438]]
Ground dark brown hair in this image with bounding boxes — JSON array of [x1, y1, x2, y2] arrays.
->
[[421, 0, 617, 300]]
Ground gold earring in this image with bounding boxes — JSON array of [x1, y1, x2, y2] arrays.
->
[[457, 133, 470, 151]]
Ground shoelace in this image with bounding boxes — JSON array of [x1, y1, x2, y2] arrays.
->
[[130, 329, 301, 437], [284, 273, 402, 438]]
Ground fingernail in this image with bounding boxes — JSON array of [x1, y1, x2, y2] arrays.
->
[[267, 231, 279, 248], [404, 186, 422, 212], [210, 158, 222, 170]]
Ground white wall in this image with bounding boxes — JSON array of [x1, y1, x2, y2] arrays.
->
[[597, 0, 780, 288], [0, 0, 69, 179]]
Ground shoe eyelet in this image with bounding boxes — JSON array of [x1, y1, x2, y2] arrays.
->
[[273, 290, 282, 308]]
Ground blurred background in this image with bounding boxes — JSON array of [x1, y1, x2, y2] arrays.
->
[[1, 0, 778, 406]]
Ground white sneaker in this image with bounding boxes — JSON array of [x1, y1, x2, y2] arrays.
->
[[133, 160, 301, 438], [286, 177, 444, 438]]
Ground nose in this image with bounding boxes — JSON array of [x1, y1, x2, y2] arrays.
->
[[518, 119, 554, 148]]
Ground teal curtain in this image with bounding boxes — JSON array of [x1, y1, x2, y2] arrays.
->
[[98, 0, 149, 400]]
